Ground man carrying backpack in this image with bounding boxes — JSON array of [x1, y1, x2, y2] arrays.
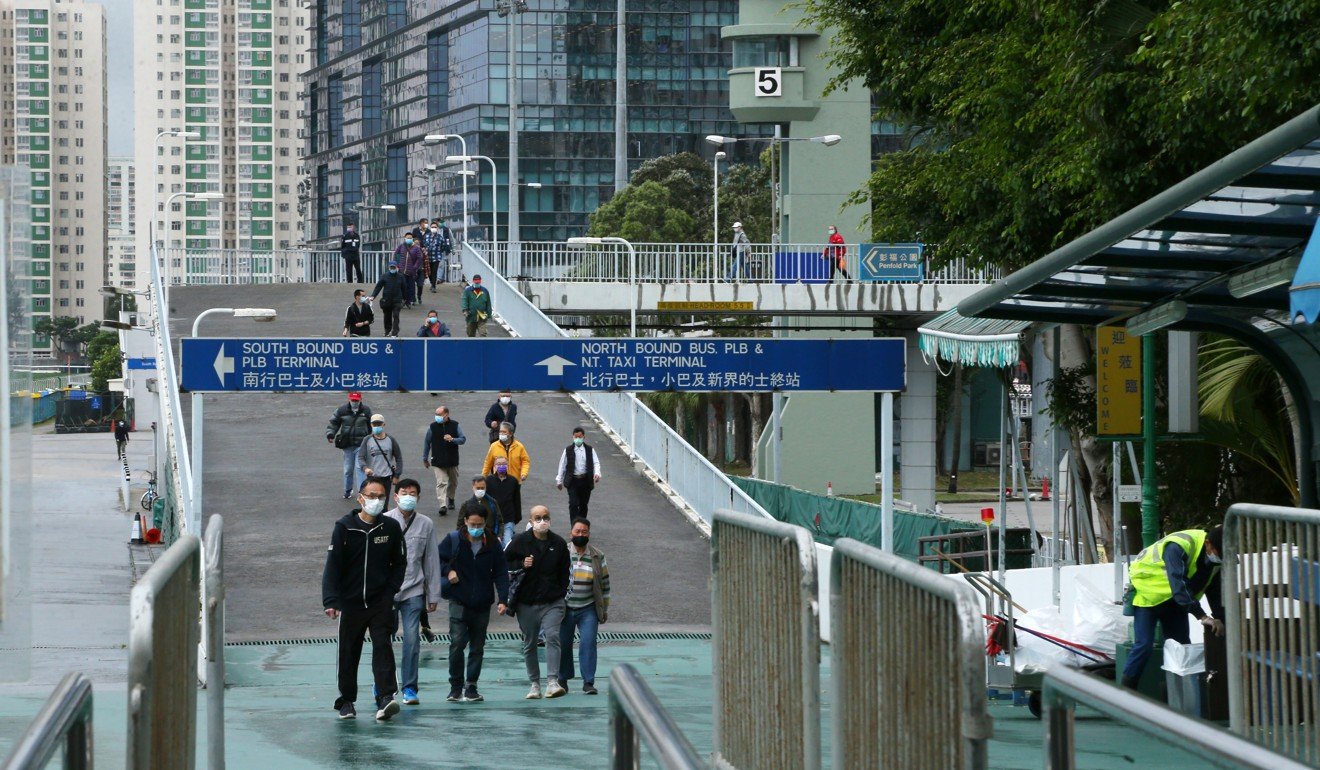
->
[[327, 392, 372, 499]]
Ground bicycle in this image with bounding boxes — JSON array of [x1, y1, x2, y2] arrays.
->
[[140, 470, 159, 512]]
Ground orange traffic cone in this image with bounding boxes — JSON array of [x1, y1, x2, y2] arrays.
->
[[1041, 476, 1051, 501], [129, 513, 144, 545]]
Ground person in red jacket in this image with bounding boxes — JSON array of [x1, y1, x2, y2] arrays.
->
[[824, 225, 850, 282]]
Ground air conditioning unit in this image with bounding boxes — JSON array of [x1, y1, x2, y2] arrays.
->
[[973, 441, 1001, 467]]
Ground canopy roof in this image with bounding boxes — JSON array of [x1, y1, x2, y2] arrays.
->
[[916, 309, 1029, 368]]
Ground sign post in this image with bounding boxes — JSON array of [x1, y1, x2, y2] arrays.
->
[[859, 243, 924, 282], [980, 506, 995, 573]]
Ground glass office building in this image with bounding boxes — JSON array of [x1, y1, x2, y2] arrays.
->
[[303, 0, 765, 248]]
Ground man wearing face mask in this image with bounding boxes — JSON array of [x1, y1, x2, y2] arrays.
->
[[426, 221, 454, 288], [556, 426, 602, 521], [482, 422, 530, 488], [504, 505, 571, 699], [369, 260, 407, 337], [327, 392, 373, 499], [414, 309, 452, 338], [1121, 526, 1225, 690], [459, 476, 502, 537], [343, 289, 374, 338], [461, 274, 492, 337], [484, 457, 521, 547], [393, 230, 426, 309], [357, 414, 403, 500], [557, 518, 609, 695], [483, 390, 517, 444], [340, 222, 363, 283], [322, 477, 408, 721], [422, 406, 466, 517], [114, 419, 130, 458], [823, 225, 850, 281], [438, 501, 510, 703], [384, 479, 441, 707]]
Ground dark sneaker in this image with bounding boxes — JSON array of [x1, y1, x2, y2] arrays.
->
[[583, 682, 598, 695], [343, 490, 352, 499], [463, 684, 483, 702], [556, 678, 568, 689], [337, 702, 356, 719], [438, 507, 447, 517], [375, 695, 400, 721], [446, 686, 463, 702], [421, 624, 436, 643]]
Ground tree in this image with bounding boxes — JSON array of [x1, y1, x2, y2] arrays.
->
[[90, 340, 121, 393]]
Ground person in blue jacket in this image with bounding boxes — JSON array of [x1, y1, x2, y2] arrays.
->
[[438, 501, 510, 704]]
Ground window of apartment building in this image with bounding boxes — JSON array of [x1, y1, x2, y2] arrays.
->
[[361, 59, 382, 136], [427, 29, 449, 116], [327, 75, 343, 146], [387, 0, 406, 31], [386, 144, 408, 222], [342, 0, 360, 51], [342, 155, 362, 212], [316, 164, 329, 240]]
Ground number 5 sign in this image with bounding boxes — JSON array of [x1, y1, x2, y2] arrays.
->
[[754, 67, 782, 97]]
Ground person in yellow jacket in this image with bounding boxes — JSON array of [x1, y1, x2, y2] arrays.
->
[[482, 422, 530, 483], [1120, 527, 1224, 689]]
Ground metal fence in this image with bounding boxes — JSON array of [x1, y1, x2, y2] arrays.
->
[[202, 515, 225, 770], [711, 509, 820, 770], [608, 664, 706, 770], [127, 535, 200, 770], [463, 243, 769, 528], [830, 537, 991, 770], [1042, 665, 1309, 770], [148, 245, 196, 542], [1224, 503, 1320, 764], [0, 672, 93, 770]]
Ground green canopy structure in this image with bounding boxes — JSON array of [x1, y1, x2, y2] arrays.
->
[[916, 309, 1030, 368]]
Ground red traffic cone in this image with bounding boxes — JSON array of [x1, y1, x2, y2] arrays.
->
[[826, 481, 834, 497], [129, 513, 144, 545]]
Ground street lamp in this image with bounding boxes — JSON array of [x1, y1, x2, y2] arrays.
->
[[712, 151, 725, 263], [190, 307, 277, 512], [567, 236, 636, 337], [149, 129, 201, 252], [424, 134, 470, 243], [444, 154, 501, 259], [163, 191, 223, 304], [493, 0, 530, 244], [705, 132, 842, 245]]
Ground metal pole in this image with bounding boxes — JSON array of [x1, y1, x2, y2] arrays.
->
[[772, 313, 782, 484], [1140, 333, 1158, 546], [771, 125, 781, 245], [1051, 328, 1062, 606], [998, 378, 1008, 582], [613, 0, 627, 192], [205, 516, 225, 770], [191, 392, 203, 518], [881, 391, 894, 552], [426, 171, 433, 223], [712, 154, 719, 263], [1112, 440, 1122, 597], [508, 9, 521, 256]]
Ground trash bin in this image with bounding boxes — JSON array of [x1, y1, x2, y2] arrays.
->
[[1162, 639, 1206, 717]]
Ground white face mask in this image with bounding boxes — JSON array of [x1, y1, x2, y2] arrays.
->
[[473, 488, 486, 499], [1206, 552, 1222, 565], [500, 396, 511, 405], [532, 519, 551, 533], [499, 434, 510, 443], [361, 498, 385, 516], [398, 495, 418, 512]]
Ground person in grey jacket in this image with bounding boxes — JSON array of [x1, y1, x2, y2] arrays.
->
[[357, 413, 403, 499], [384, 479, 442, 706]]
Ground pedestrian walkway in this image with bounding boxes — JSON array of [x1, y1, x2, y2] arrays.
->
[[169, 284, 711, 641]]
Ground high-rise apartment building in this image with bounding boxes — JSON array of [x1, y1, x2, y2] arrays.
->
[[106, 156, 134, 289], [0, 0, 107, 336], [133, 0, 307, 282], [302, 0, 764, 249]]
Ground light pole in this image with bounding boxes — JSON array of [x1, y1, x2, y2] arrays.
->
[[190, 307, 276, 512], [705, 133, 841, 245], [569, 235, 637, 458], [149, 129, 201, 252], [495, 0, 530, 243], [163, 190, 223, 304], [712, 150, 725, 262], [444, 154, 500, 262], [412, 166, 438, 222], [614, 0, 627, 192], [354, 203, 398, 258], [423, 134, 469, 243]]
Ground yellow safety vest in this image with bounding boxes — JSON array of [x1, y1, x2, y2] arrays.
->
[[1128, 529, 1215, 607]]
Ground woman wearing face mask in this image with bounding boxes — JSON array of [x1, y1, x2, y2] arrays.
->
[[483, 391, 517, 444], [823, 225, 850, 282], [415, 310, 452, 338], [481, 422, 530, 488]]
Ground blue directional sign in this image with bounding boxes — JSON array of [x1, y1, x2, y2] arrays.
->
[[181, 338, 907, 393], [859, 243, 924, 282], [126, 357, 157, 370]]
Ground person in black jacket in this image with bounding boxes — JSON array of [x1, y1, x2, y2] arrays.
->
[[343, 289, 374, 338], [484, 458, 521, 547], [483, 390, 517, 444], [114, 419, 130, 458], [438, 501, 510, 703], [341, 223, 363, 282], [370, 261, 407, 337], [322, 477, 407, 721], [326, 392, 372, 498], [504, 505, 571, 699]]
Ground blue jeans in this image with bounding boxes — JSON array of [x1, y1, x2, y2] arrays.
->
[[395, 595, 425, 692], [726, 254, 746, 281], [341, 447, 364, 494], [501, 522, 515, 549], [1122, 599, 1190, 683], [558, 604, 600, 685]]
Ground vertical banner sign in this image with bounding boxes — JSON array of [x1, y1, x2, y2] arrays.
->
[[1096, 326, 1141, 435]]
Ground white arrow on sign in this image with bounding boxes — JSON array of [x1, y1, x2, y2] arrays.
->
[[535, 355, 576, 376], [213, 344, 235, 386]]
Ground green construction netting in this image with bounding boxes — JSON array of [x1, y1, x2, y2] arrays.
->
[[730, 476, 980, 562], [916, 308, 1029, 368]]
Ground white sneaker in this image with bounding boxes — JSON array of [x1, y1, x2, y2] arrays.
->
[[525, 682, 542, 700], [545, 682, 567, 699]]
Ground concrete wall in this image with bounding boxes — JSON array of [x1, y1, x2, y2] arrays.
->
[[901, 333, 936, 511]]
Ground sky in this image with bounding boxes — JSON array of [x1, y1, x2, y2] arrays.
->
[[92, 0, 133, 156]]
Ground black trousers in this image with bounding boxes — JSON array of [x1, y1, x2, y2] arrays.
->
[[379, 303, 401, 336], [343, 254, 363, 282], [566, 476, 595, 521], [448, 601, 492, 686], [335, 595, 397, 708]]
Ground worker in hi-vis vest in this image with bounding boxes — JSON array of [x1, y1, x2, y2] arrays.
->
[[1121, 527, 1225, 689]]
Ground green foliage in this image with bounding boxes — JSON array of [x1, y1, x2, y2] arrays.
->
[[90, 341, 121, 393], [801, 0, 1320, 269], [1043, 364, 1097, 437], [85, 331, 118, 365]]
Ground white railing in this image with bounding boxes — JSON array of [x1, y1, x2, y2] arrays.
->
[[148, 245, 196, 542], [463, 242, 769, 528], [163, 243, 1000, 287]]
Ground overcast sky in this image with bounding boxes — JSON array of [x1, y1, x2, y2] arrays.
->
[[94, 0, 133, 156]]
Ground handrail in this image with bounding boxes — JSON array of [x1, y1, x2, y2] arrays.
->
[[0, 673, 93, 770], [609, 664, 706, 770], [1042, 666, 1310, 769], [147, 244, 195, 541], [202, 515, 225, 770]]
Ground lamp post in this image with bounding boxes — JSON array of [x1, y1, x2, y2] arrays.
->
[[444, 154, 500, 262], [495, 0, 530, 243], [412, 166, 438, 223], [569, 236, 637, 458], [423, 134, 469, 243], [190, 307, 277, 515], [354, 203, 398, 259], [149, 129, 201, 252], [614, 0, 627, 192], [705, 132, 841, 245], [163, 190, 223, 305], [712, 150, 725, 262]]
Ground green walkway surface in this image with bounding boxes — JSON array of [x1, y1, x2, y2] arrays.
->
[[0, 635, 1206, 768]]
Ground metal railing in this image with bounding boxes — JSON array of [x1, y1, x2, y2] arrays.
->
[[1042, 666, 1310, 770], [711, 509, 820, 770], [148, 245, 195, 542], [127, 535, 200, 770], [1224, 503, 1320, 764], [160, 248, 312, 286], [831, 537, 991, 770], [487, 241, 1001, 284], [463, 243, 769, 527], [0, 673, 93, 770], [608, 664, 706, 770], [202, 515, 225, 770]]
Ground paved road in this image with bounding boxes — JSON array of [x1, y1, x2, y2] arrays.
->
[[170, 283, 712, 641]]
